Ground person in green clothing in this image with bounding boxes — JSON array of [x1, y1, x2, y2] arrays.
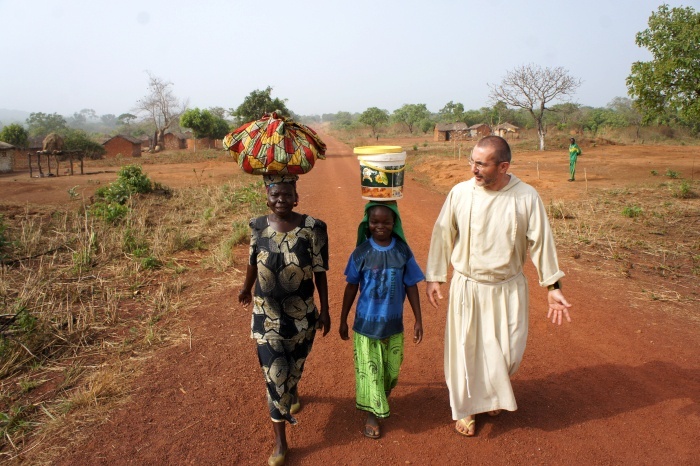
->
[[568, 138, 582, 181]]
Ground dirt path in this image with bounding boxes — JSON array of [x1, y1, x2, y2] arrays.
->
[[50, 134, 698, 465]]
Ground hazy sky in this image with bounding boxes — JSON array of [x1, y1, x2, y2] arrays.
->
[[1, 0, 697, 118]]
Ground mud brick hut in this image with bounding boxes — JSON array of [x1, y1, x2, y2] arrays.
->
[[467, 123, 492, 138], [433, 122, 469, 142], [494, 122, 520, 139], [103, 135, 142, 158], [0, 141, 15, 173], [163, 131, 192, 150]]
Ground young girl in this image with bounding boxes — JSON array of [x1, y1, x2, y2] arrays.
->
[[238, 174, 330, 466], [339, 202, 424, 439]]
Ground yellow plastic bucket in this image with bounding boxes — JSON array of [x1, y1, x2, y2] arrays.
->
[[354, 146, 406, 201]]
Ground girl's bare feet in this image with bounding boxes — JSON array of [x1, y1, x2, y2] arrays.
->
[[364, 412, 381, 439]]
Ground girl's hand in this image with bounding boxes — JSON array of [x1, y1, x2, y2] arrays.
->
[[238, 289, 252, 305], [413, 321, 423, 344]]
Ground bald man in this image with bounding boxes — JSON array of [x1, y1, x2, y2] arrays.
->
[[425, 135, 572, 437]]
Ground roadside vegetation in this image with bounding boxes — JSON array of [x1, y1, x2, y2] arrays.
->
[[0, 160, 266, 460]]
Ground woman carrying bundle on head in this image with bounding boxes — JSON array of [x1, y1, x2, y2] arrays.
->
[[238, 174, 330, 466]]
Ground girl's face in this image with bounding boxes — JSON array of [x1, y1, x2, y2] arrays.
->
[[267, 183, 297, 216], [368, 206, 394, 245]]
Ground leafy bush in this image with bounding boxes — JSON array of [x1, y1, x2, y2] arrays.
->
[[91, 165, 154, 223], [665, 169, 681, 179], [140, 256, 161, 270], [89, 201, 129, 223], [671, 180, 695, 199], [622, 205, 643, 218], [95, 165, 152, 205]]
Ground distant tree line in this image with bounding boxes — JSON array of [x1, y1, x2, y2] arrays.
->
[[1, 4, 696, 151]]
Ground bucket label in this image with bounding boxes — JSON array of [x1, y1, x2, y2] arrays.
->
[[359, 164, 404, 200], [360, 164, 404, 187]]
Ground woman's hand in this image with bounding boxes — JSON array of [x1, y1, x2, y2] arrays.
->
[[317, 310, 331, 336], [238, 289, 252, 305]]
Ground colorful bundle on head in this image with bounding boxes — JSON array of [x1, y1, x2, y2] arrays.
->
[[223, 112, 327, 175]]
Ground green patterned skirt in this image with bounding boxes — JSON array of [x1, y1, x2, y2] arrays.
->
[[353, 332, 404, 418]]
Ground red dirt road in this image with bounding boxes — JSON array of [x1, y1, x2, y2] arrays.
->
[[49, 134, 698, 465]]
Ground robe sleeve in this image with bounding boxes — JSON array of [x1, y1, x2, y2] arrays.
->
[[527, 194, 566, 287], [426, 188, 459, 282]]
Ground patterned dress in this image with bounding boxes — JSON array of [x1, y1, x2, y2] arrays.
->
[[248, 214, 329, 423]]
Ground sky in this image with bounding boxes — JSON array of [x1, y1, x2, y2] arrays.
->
[[1, 0, 698, 119]]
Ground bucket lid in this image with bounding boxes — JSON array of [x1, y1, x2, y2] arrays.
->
[[354, 145, 403, 155]]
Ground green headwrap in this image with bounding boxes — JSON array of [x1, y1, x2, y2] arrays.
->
[[356, 201, 407, 246]]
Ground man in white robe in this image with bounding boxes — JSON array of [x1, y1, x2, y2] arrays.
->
[[425, 136, 572, 437]]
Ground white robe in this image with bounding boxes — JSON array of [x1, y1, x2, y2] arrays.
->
[[426, 174, 564, 419]]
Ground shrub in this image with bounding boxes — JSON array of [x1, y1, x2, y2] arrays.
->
[[95, 165, 152, 205], [671, 180, 695, 199], [89, 201, 129, 223], [622, 205, 643, 218], [665, 169, 681, 179]]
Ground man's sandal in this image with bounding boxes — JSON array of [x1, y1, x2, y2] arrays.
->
[[268, 449, 287, 466], [455, 417, 476, 437]]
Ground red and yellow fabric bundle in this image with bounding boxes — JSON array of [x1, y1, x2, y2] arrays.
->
[[223, 112, 326, 175]]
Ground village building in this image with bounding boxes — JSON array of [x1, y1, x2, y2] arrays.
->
[[163, 131, 192, 150], [494, 122, 520, 139], [102, 135, 142, 158], [467, 123, 492, 138], [0, 141, 15, 173], [433, 122, 469, 142]]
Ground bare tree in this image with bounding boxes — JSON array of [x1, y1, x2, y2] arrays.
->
[[134, 72, 188, 149], [489, 64, 581, 150]]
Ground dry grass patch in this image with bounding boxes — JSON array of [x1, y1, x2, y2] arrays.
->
[[0, 166, 267, 460], [548, 181, 700, 310]]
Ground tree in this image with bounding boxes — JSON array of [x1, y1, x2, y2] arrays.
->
[[489, 64, 581, 150], [180, 108, 229, 151], [393, 104, 430, 134], [134, 72, 187, 148], [0, 123, 29, 148], [100, 114, 118, 127], [626, 4, 700, 131], [358, 107, 389, 139], [63, 129, 106, 159], [117, 113, 137, 126], [607, 97, 644, 139], [209, 116, 230, 139], [207, 106, 228, 119], [331, 111, 356, 129], [438, 101, 465, 123], [26, 112, 68, 139], [230, 87, 291, 125]]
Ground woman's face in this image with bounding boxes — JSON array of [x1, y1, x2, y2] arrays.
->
[[267, 183, 297, 216]]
